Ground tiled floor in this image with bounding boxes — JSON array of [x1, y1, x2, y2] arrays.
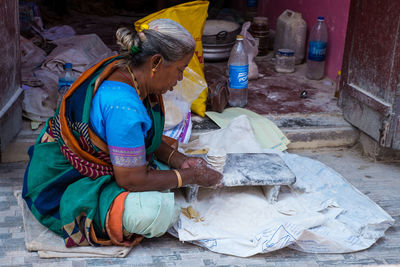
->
[[1, 146, 399, 266], [7, 8, 399, 267]]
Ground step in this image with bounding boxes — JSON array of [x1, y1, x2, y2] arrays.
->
[[1, 112, 360, 163], [1, 120, 43, 163], [268, 113, 360, 150], [284, 125, 359, 150], [191, 112, 360, 150]]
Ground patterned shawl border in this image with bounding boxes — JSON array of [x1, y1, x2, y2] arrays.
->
[[59, 55, 118, 167], [62, 212, 91, 247], [60, 144, 112, 178], [51, 114, 113, 179]]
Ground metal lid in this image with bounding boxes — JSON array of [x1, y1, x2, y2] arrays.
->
[[203, 20, 240, 36], [253, 16, 268, 24], [236, 35, 243, 40], [278, 48, 294, 56]]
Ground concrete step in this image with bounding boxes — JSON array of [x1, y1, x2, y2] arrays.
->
[[284, 125, 359, 150], [191, 112, 360, 151], [1, 112, 360, 163], [1, 120, 43, 163], [269, 113, 360, 150]]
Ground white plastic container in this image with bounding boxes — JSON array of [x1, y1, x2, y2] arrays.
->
[[273, 9, 307, 65]]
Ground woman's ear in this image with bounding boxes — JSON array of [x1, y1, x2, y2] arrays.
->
[[151, 54, 163, 71]]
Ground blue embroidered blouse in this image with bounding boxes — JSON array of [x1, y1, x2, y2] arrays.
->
[[89, 80, 152, 167]]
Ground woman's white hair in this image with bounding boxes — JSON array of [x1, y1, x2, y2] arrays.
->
[[116, 18, 195, 66]]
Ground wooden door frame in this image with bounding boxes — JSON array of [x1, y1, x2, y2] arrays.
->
[[339, 0, 400, 149]]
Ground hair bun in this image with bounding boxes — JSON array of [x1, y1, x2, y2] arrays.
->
[[116, 27, 135, 52]]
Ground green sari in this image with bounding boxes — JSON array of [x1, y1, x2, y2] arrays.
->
[[22, 56, 165, 246]]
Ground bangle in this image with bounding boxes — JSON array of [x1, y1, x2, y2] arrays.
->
[[167, 149, 176, 166], [173, 169, 182, 188]]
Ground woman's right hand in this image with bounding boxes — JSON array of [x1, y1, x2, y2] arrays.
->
[[192, 166, 223, 187]]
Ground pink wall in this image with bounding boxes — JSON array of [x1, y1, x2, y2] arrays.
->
[[258, 0, 350, 80]]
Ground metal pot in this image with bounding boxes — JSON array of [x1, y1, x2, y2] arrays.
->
[[203, 41, 235, 62], [202, 20, 240, 45], [202, 20, 240, 62]]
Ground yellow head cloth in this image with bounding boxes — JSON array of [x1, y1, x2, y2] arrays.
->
[[137, 24, 149, 33]]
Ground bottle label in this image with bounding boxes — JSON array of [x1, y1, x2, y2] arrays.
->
[[229, 65, 249, 89], [58, 79, 74, 94], [308, 41, 327, 61], [247, 0, 257, 7]]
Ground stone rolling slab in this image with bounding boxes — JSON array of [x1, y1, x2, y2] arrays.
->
[[184, 153, 296, 203]]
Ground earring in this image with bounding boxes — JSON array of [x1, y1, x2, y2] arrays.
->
[[152, 58, 162, 70], [151, 58, 162, 78]]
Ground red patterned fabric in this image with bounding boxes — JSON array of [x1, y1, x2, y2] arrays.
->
[[60, 144, 113, 179]]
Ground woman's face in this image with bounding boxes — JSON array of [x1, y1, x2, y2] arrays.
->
[[151, 52, 193, 94]]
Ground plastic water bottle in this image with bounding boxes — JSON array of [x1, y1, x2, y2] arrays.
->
[[228, 35, 248, 107], [306, 16, 328, 80], [57, 63, 76, 105]]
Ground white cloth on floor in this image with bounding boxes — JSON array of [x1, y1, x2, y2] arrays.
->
[[169, 116, 394, 257], [180, 115, 264, 154], [15, 191, 132, 258], [206, 108, 290, 151]]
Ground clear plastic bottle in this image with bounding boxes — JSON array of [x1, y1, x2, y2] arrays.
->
[[228, 35, 248, 107], [306, 16, 328, 80], [57, 63, 76, 105]]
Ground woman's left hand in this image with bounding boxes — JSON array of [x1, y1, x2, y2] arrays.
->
[[180, 157, 207, 169]]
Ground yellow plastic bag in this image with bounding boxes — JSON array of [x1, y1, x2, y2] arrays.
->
[[134, 1, 209, 117]]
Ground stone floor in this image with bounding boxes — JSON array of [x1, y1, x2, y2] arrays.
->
[[4, 8, 399, 267], [1, 145, 399, 267]]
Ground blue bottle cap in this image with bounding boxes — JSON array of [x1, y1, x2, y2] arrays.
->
[[278, 48, 294, 56], [318, 16, 324, 21], [247, 0, 257, 7], [64, 63, 72, 69]]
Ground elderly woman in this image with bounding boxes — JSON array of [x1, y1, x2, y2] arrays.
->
[[22, 19, 222, 247]]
